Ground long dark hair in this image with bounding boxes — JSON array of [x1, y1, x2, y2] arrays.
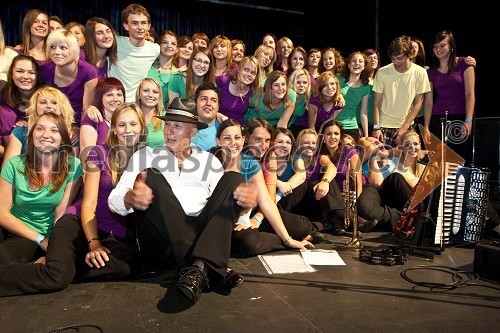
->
[[320, 120, 344, 163], [431, 30, 457, 74], [5, 55, 42, 109]]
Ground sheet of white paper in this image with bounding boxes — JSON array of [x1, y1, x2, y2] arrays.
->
[[258, 254, 316, 274], [300, 249, 346, 266]]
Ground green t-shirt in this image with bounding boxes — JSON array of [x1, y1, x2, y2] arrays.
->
[[167, 73, 187, 99], [245, 89, 297, 126], [338, 76, 371, 130], [146, 121, 165, 147], [147, 67, 180, 107], [0, 154, 83, 236]]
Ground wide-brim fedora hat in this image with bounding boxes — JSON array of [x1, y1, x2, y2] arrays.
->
[[156, 97, 208, 130]]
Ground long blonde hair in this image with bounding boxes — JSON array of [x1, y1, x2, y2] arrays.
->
[[105, 103, 147, 186], [26, 86, 75, 131], [135, 78, 164, 132]]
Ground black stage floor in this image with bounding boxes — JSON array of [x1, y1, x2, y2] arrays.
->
[[1, 232, 499, 333]]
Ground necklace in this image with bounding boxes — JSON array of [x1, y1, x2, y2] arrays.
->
[[160, 64, 172, 71]]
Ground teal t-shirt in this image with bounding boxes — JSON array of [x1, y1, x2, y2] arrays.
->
[[338, 76, 371, 130], [0, 154, 83, 236], [239, 153, 261, 183], [277, 155, 302, 181], [167, 73, 187, 99], [245, 89, 297, 126], [192, 120, 220, 151]]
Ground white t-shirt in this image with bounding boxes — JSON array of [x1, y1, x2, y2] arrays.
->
[[108, 36, 160, 102]]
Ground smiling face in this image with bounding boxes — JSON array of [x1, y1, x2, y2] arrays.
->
[[401, 133, 421, 159], [113, 109, 143, 148], [49, 41, 74, 66], [138, 80, 160, 108], [271, 75, 287, 101], [323, 124, 342, 151], [348, 53, 365, 75], [298, 133, 317, 158], [94, 23, 114, 50], [238, 59, 257, 86], [196, 89, 219, 124], [247, 126, 271, 159], [33, 115, 62, 153], [322, 50, 336, 71], [159, 34, 178, 58], [290, 51, 305, 70], [123, 13, 150, 41], [36, 95, 61, 116], [12, 59, 37, 93], [212, 42, 228, 61], [163, 120, 197, 155], [231, 43, 245, 63], [30, 13, 49, 39], [321, 77, 338, 98], [179, 42, 194, 61], [273, 132, 293, 158], [69, 25, 85, 47], [262, 35, 276, 50], [102, 88, 124, 114], [192, 52, 211, 77], [217, 125, 244, 162]]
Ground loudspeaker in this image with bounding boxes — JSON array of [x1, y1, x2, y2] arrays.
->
[[473, 117, 500, 210], [474, 241, 500, 282]]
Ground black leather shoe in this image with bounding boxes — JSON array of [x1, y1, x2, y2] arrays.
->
[[177, 266, 208, 303], [358, 218, 378, 233], [212, 268, 243, 291]]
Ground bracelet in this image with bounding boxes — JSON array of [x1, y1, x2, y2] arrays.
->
[[322, 178, 330, 183], [34, 234, 44, 245], [465, 117, 473, 123], [252, 215, 263, 226], [284, 236, 292, 246], [88, 237, 99, 245], [373, 124, 381, 130]]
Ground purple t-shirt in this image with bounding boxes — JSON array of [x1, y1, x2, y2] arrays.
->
[[0, 105, 21, 139], [216, 75, 252, 125], [427, 57, 472, 116], [87, 145, 128, 238], [333, 145, 367, 189], [308, 95, 343, 130], [80, 114, 110, 148], [39, 59, 98, 123]]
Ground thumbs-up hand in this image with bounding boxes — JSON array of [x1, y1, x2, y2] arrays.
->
[[124, 171, 154, 211]]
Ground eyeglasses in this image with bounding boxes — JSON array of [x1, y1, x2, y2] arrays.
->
[[275, 139, 292, 145], [193, 58, 210, 66], [161, 41, 177, 46]]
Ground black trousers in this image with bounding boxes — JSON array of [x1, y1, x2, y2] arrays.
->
[[133, 169, 244, 279], [357, 184, 403, 230], [290, 179, 345, 229], [0, 214, 139, 296], [0, 227, 43, 265], [378, 173, 412, 212]]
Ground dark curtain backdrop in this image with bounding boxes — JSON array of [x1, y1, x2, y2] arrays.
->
[[1, 1, 491, 116]]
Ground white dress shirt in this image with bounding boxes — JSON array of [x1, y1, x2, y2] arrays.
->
[[108, 145, 225, 216]]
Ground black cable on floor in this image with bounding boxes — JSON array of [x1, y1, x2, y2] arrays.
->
[[48, 324, 104, 333], [400, 265, 480, 290]]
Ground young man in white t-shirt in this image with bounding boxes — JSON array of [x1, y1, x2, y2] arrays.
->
[[108, 4, 160, 102]]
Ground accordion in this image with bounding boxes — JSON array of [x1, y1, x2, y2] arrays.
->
[[434, 164, 489, 246]]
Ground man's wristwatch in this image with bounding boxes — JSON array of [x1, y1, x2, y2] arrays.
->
[[373, 124, 381, 131]]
